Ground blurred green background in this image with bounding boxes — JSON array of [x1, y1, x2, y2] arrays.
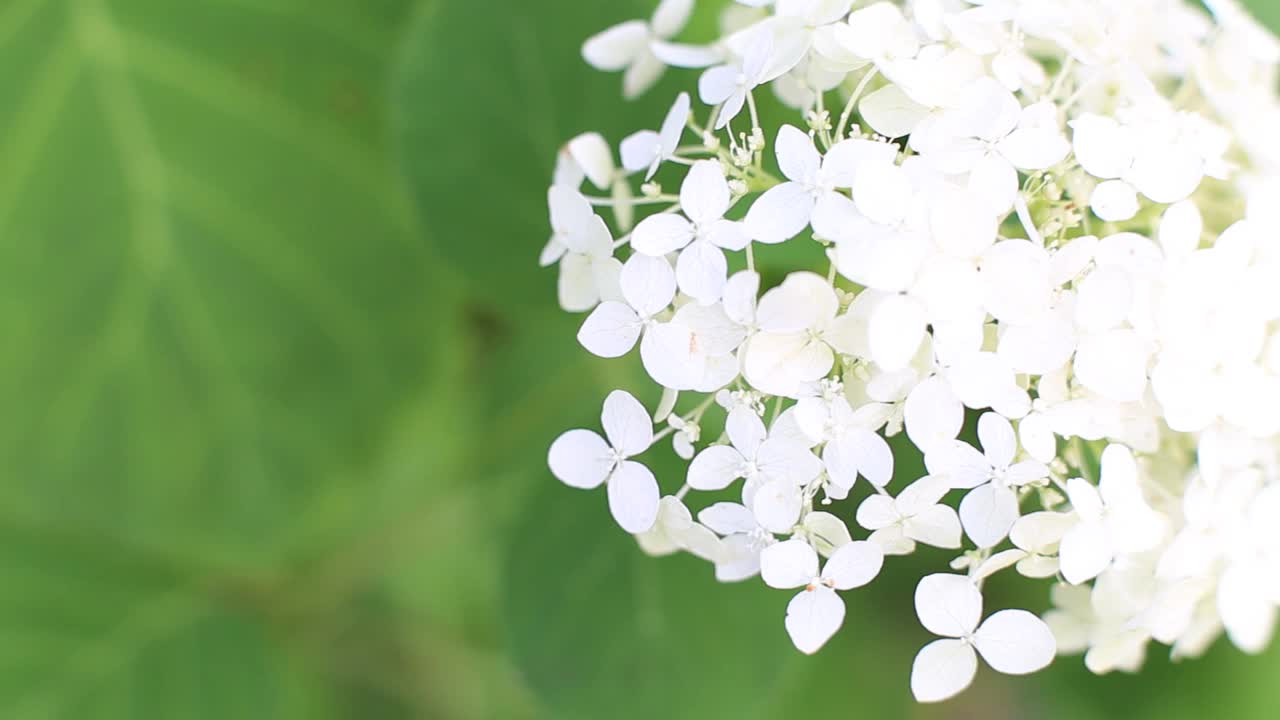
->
[[1, 0, 1278, 718]]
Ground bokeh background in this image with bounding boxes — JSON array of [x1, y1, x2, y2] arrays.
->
[[1, 0, 1278, 718]]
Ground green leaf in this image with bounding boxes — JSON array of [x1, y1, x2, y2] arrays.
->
[[0, 0, 455, 716], [504, 477, 790, 720]]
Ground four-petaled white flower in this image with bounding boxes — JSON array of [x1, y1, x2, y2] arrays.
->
[[582, 0, 695, 99], [916, 78, 1070, 213], [547, 390, 661, 534], [543, 186, 622, 312], [741, 272, 860, 398], [699, 27, 774, 129], [761, 538, 885, 654], [621, 92, 692, 180], [631, 160, 750, 304], [699, 501, 777, 582], [926, 412, 1049, 548], [1059, 444, 1167, 584], [745, 124, 898, 244], [688, 406, 822, 532], [857, 475, 962, 555], [910, 573, 1056, 702]]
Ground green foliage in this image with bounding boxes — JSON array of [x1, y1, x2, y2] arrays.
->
[[0, 0, 1278, 718]]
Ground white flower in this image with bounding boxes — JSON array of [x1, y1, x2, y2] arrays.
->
[[910, 573, 1056, 702], [687, 406, 822, 532], [632, 160, 750, 304], [917, 79, 1069, 213], [745, 124, 898, 244], [926, 412, 1049, 548], [761, 538, 885, 654], [544, 186, 622, 312], [700, 501, 778, 582], [1009, 511, 1075, 578], [741, 272, 860, 398], [547, 390, 661, 533], [857, 475, 962, 555], [582, 0, 695, 99], [637, 495, 725, 561], [699, 28, 774, 129], [1059, 444, 1167, 584], [576, 252, 675, 358], [621, 92, 692, 180]]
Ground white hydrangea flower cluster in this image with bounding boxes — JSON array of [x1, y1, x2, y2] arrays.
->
[[542, 0, 1280, 703]]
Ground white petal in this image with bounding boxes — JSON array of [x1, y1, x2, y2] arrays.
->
[[752, 478, 805, 533], [823, 540, 884, 590], [860, 84, 929, 139], [977, 412, 1016, 469], [868, 294, 927, 371], [1010, 511, 1073, 553], [608, 460, 661, 533], [681, 160, 732, 225], [959, 483, 1020, 549], [623, 50, 667, 100], [998, 127, 1069, 170], [760, 538, 819, 589], [911, 639, 978, 703], [641, 321, 706, 390], [1074, 329, 1150, 403], [1058, 520, 1112, 585], [967, 153, 1018, 214], [758, 438, 824, 486], [582, 20, 648, 71], [856, 494, 899, 531], [1129, 146, 1203, 204], [1218, 565, 1277, 654], [925, 440, 992, 490], [687, 445, 747, 491], [904, 505, 963, 549], [559, 253, 601, 312], [1090, 180, 1139, 222], [896, 475, 952, 515], [755, 272, 838, 332], [853, 162, 913, 226], [698, 502, 759, 535], [651, 0, 694, 38], [973, 610, 1057, 674], [547, 429, 613, 489], [743, 332, 833, 398], [931, 187, 998, 259], [915, 573, 983, 638], [785, 586, 846, 654], [698, 64, 739, 105], [1018, 413, 1057, 464], [1158, 200, 1202, 258], [601, 390, 654, 457], [1070, 114, 1133, 179], [722, 270, 760, 326], [704, 218, 751, 252], [578, 302, 643, 357], [567, 133, 617, 191], [980, 240, 1052, 326], [744, 182, 815, 244], [621, 130, 660, 174], [804, 511, 853, 556], [821, 137, 899, 188], [827, 429, 894, 489], [726, 406, 768, 457], [905, 377, 964, 453], [676, 241, 728, 304], [620, 253, 677, 318], [776, 124, 822, 183], [631, 213, 695, 256], [1076, 265, 1132, 333]]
